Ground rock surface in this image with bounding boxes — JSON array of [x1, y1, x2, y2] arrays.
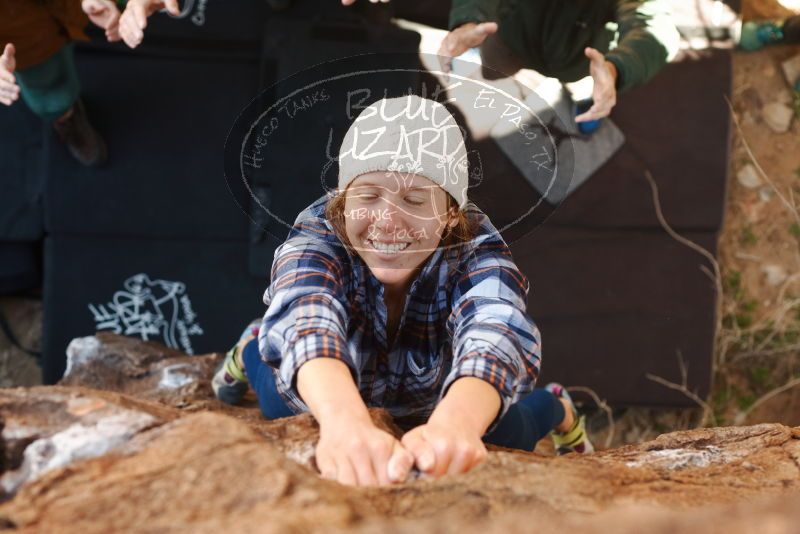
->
[[782, 53, 800, 87], [736, 163, 762, 188], [0, 334, 798, 532], [762, 101, 795, 133]]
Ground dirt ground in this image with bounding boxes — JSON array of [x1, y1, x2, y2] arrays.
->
[[715, 0, 800, 429]]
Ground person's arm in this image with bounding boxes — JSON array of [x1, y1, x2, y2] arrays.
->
[[261, 223, 413, 487], [437, 0, 501, 73], [401, 377, 497, 477], [604, 0, 681, 94], [297, 358, 414, 487], [403, 223, 541, 477]]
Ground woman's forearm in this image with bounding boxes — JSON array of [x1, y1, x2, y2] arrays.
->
[[429, 377, 501, 437], [296, 358, 371, 428]]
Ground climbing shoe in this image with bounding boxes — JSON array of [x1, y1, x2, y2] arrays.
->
[[545, 382, 595, 455], [211, 320, 259, 405], [211, 346, 249, 405]]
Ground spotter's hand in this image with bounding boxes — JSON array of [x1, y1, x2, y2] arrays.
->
[[0, 44, 19, 106], [574, 47, 618, 123], [82, 0, 122, 42], [119, 0, 180, 49], [437, 22, 498, 74]]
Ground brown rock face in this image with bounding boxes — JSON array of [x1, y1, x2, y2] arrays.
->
[[0, 334, 796, 532], [60, 333, 221, 408]]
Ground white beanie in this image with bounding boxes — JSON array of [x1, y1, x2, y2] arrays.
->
[[338, 95, 469, 208]]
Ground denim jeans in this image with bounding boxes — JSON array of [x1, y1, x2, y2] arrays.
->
[[241, 339, 564, 451]]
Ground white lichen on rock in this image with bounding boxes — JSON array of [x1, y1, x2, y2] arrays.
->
[[158, 363, 196, 390], [64, 336, 102, 378], [1, 409, 157, 496], [624, 446, 729, 470]]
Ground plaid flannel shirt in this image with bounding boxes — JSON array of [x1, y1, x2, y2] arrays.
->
[[258, 195, 542, 430]]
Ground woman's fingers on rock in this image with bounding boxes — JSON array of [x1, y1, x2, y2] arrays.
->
[[317, 453, 337, 480], [401, 430, 436, 473], [386, 443, 414, 483], [445, 444, 474, 476], [336, 458, 358, 486], [429, 437, 455, 477], [351, 454, 378, 487], [368, 441, 394, 486]]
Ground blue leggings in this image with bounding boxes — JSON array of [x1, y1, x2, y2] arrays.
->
[[242, 340, 564, 452]]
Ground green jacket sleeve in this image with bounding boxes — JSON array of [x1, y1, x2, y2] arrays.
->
[[605, 0, 681, 93], [448, 0, 502, 31]]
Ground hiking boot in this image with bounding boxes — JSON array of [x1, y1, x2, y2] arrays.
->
[[52, 98, 107, 167], [738, 21, 784, 51], [211, 320, 260, 405], [545, 382, 595, 455]]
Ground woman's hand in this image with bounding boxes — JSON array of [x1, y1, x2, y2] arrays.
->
[[81, 0, 122, 42], [297, 358, 414, 486], [316, 413, 414, 486], [401, 417, 488, 477], [401, 377, 498, 477]]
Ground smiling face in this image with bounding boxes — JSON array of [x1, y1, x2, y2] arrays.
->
[[342, 171, 456, 293]]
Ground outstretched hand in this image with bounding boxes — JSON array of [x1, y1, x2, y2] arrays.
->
[[82, 0, 122, 42], [119, 0, 180, 49], [0, 44, 19, 106], [437, 22, 498, 74], [574, 47, 618, 123]]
